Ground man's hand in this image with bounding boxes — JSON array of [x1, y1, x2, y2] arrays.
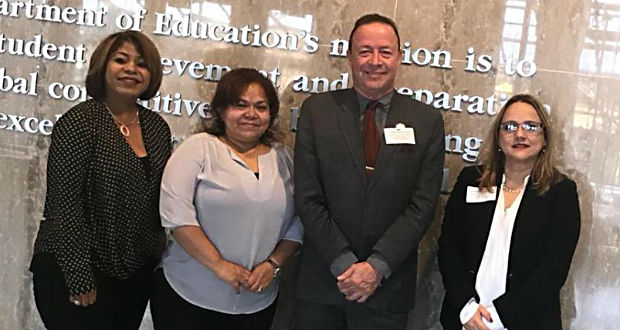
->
[[336, 262, 381, 303]]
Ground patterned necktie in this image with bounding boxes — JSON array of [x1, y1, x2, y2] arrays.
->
[[363, 101, 380, 177]]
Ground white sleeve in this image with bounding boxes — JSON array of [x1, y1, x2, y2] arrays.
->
[[459, 297, 479, 325], [279, 144, 303, 243], [482, 305, 506, 330], [159, 134, 205, 228], [282, 215, 304, 243]]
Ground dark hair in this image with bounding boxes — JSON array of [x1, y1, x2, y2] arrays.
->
[[86, 31, 162, 100], [478, 94, 562, 194], [348, 13, 401, 49], [200, 68, 282, 144]]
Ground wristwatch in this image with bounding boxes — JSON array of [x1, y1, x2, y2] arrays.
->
[[266, 258, 281, 278]]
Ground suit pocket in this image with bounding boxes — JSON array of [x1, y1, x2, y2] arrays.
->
[[392, 143, 418, 153]]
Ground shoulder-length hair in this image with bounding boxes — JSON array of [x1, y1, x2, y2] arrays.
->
[[478, 93, 562, 194], [86, 31, 162, 100], [199, 68, 282, 145]]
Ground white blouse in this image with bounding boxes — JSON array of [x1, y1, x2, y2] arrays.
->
[[460, 175, 530, 330], [159, 133, 303, 314]]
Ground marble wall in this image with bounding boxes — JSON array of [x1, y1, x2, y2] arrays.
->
[[1, 0, 618, 329]]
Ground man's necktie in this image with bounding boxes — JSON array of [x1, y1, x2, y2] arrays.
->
[[363, 101, 380, 177]]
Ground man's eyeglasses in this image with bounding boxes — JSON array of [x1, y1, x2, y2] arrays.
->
[[499, 121, 544, 133]]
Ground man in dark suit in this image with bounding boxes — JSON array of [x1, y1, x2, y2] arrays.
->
[[293, 13, 445, 330]]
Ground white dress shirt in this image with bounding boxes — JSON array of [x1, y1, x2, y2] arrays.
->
[[460, 175, 530, 330], [159, 133, 303, 314]]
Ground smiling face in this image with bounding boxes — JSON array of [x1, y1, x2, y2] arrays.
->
[[499, 101, 546, 167], [348, 22, 400, 100], [104, 42, 150, 102], [221, 83, 271, 146]]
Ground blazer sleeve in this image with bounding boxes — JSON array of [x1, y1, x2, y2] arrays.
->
[[494, 178, 581, 326], [294, 97, 355, 271], [437, 167, 478, 312], [371, 109, 445, 271], [43, 108, 96, 296]]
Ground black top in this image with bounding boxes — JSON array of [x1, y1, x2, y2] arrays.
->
[[31, 98, 172, 296], [138, 156, 152, 179]]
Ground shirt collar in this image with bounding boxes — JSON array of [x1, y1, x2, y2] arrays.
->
[[355, 89, 394, 114]]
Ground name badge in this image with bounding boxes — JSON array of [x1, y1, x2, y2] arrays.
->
[[466, 186, 497, 203], [384, 123, 415, 145]]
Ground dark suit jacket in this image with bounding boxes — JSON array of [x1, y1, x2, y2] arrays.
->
[[438, 166, 580, 330], [294, 88, 445, 311]]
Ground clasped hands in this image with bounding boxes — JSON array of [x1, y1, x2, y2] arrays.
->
[[212, 259, 274, 294], [69, 289, 97, 307], [336, 262, 381, 303], [464, 305, 493, 330]]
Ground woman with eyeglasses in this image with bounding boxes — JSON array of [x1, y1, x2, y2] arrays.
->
[[437, 94, 580, 330]]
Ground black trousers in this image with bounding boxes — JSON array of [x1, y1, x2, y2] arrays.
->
[[150, 268, 277, 330], [31, 253, 154, 330], [293, 298, 410, 330]]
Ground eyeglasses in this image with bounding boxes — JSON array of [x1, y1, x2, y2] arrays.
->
[[499, 121, 544, 133]]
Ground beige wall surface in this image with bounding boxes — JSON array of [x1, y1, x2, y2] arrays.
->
[[1, 1, 618, 329]]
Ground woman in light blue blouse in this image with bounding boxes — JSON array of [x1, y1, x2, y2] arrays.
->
[[151, 68, 303, 330]]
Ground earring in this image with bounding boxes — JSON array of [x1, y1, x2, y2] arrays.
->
[[498, 147, 502, 153]]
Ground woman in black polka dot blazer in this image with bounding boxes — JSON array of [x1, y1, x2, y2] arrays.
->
[[30, 31, 171, 330]]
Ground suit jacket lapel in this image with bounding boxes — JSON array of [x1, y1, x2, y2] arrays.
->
[[335, 89, 367, 188]]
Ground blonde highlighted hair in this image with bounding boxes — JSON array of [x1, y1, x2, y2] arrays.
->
[[478, 94, 563, 194]]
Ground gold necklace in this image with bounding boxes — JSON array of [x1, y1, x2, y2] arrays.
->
[[502, 183, 522, 193], [105, 104, 139, 137]]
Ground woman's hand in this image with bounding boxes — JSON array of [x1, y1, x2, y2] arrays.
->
[[170, 226, 251, 293], [212, 259, 251, 293], [245, 261, 276, 293], [69, 289, 97, 307], [464, 305, 492, 330]]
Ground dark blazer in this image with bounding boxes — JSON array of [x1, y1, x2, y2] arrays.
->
[[438, 166, 580, 330], [294, 88, 445, 311]]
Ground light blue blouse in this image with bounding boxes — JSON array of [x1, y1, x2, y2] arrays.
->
[[159, 133, 303, 314]]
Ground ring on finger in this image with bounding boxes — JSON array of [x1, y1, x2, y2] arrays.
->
[[73, 300, 80, 306]]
